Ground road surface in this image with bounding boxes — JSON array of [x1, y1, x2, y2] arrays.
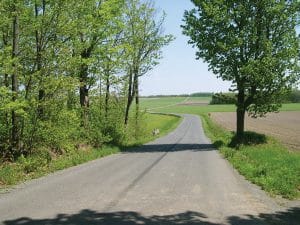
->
[[0, 114, 299, 225]]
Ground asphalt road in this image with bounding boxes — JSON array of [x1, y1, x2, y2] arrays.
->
[[0, 114, 299, 225]]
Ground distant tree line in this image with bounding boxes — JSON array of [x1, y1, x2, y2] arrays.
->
[[210, 93, 236, 105], [283, 89, 300, 103], [0, 0, 172, 161], [210, 90, 300, 105]]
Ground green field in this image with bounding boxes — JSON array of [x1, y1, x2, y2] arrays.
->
[[141, 97, 300, 113], [124, 113, 182, 146], [140, 97, 188, 110]]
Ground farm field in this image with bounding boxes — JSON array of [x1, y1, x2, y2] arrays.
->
[[140, 97, 187, 110], [141, 97, 300, 114], [141, 97, 300, 151], [211, 112, 300, 151], [141, 96, 235, 113]]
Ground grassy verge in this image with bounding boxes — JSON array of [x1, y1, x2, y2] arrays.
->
[[0, 146, 120, 189], [143, 113, 182, 141], [0, 113, 181, 190], [201, 113, 300, 199]]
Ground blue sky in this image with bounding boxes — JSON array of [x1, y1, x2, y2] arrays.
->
[[140, 0, 232, 96]]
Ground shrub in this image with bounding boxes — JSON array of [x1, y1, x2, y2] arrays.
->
[[210, 92, 236, 105]]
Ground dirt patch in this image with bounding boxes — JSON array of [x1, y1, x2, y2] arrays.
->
[[211, 111, 300, 151]]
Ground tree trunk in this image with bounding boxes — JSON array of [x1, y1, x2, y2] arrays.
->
[[35, 2, 46, 119], [134, 75, 139, 123], [133, 75, 140, 138], [3, 34, 10, 135], [4, 74, 9, 132], [80, 64, 89, 127], [236, 107, 245, 139], [37, 49, 44, 118], [124, 71, 133, 125], [236, 90, 245, 139], [11, 12, 20, 154], [104, 73, 110, 119]]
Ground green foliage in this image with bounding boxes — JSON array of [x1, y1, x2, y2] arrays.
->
[[0, 0, 170, 162], [17, 150, 51, 173], [87, 98, 126, 146], [210, 92, 236, 105], [0, 113, 180, 188], [0, 146, 120, 187], [124, 0, 174, 75]]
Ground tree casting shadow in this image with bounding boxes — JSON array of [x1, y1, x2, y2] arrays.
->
[[122, 143, 216, 153], [3, 207, 300, 225]]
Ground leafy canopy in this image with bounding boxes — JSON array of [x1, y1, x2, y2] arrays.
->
[[183, 0, 300, 116]]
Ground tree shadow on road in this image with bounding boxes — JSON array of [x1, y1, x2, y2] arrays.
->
[[122, 143, 216, 153], [3, 207, 300, 225]]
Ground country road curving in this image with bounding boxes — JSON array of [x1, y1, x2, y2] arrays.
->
[[0, 114, 299, 225]]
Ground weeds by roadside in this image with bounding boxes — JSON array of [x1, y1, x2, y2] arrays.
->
[[201, 114, 300, 199], [0, 113, 181, 190]]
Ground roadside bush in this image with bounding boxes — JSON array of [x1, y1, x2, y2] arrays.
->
[[190, 92, 212, 97], [210, 92, 236, 105], [17, 150, 52, 174], [289, 89, 300, 103], [87, 98, 126, 147]]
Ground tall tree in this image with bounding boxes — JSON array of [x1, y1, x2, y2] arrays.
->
[[123, 0, 173, 125], [101, 33, 124, 119], [66, 0, 124, 127], [0, 1, 11, 143], [11, 1, 20, 154], [21, 0, 66, 118], [183, 0, 300, 139]]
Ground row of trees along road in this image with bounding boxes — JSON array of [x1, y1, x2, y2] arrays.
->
[[0, 0, 173, 161], [183, 0, 300, 140]]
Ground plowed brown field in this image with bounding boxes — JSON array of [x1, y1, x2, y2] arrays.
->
[[211, 111, 300, 151]]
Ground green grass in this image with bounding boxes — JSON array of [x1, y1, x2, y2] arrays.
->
[[281, 103, 300, 111], [201, 114, 300, 199], [154, 104, 235, 114], [123, 112, 182, 146], [0, 113, 181, 190], [144, 113, 181, 139], [140, 97, 187, 110], [0, 146, 120, 189]]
